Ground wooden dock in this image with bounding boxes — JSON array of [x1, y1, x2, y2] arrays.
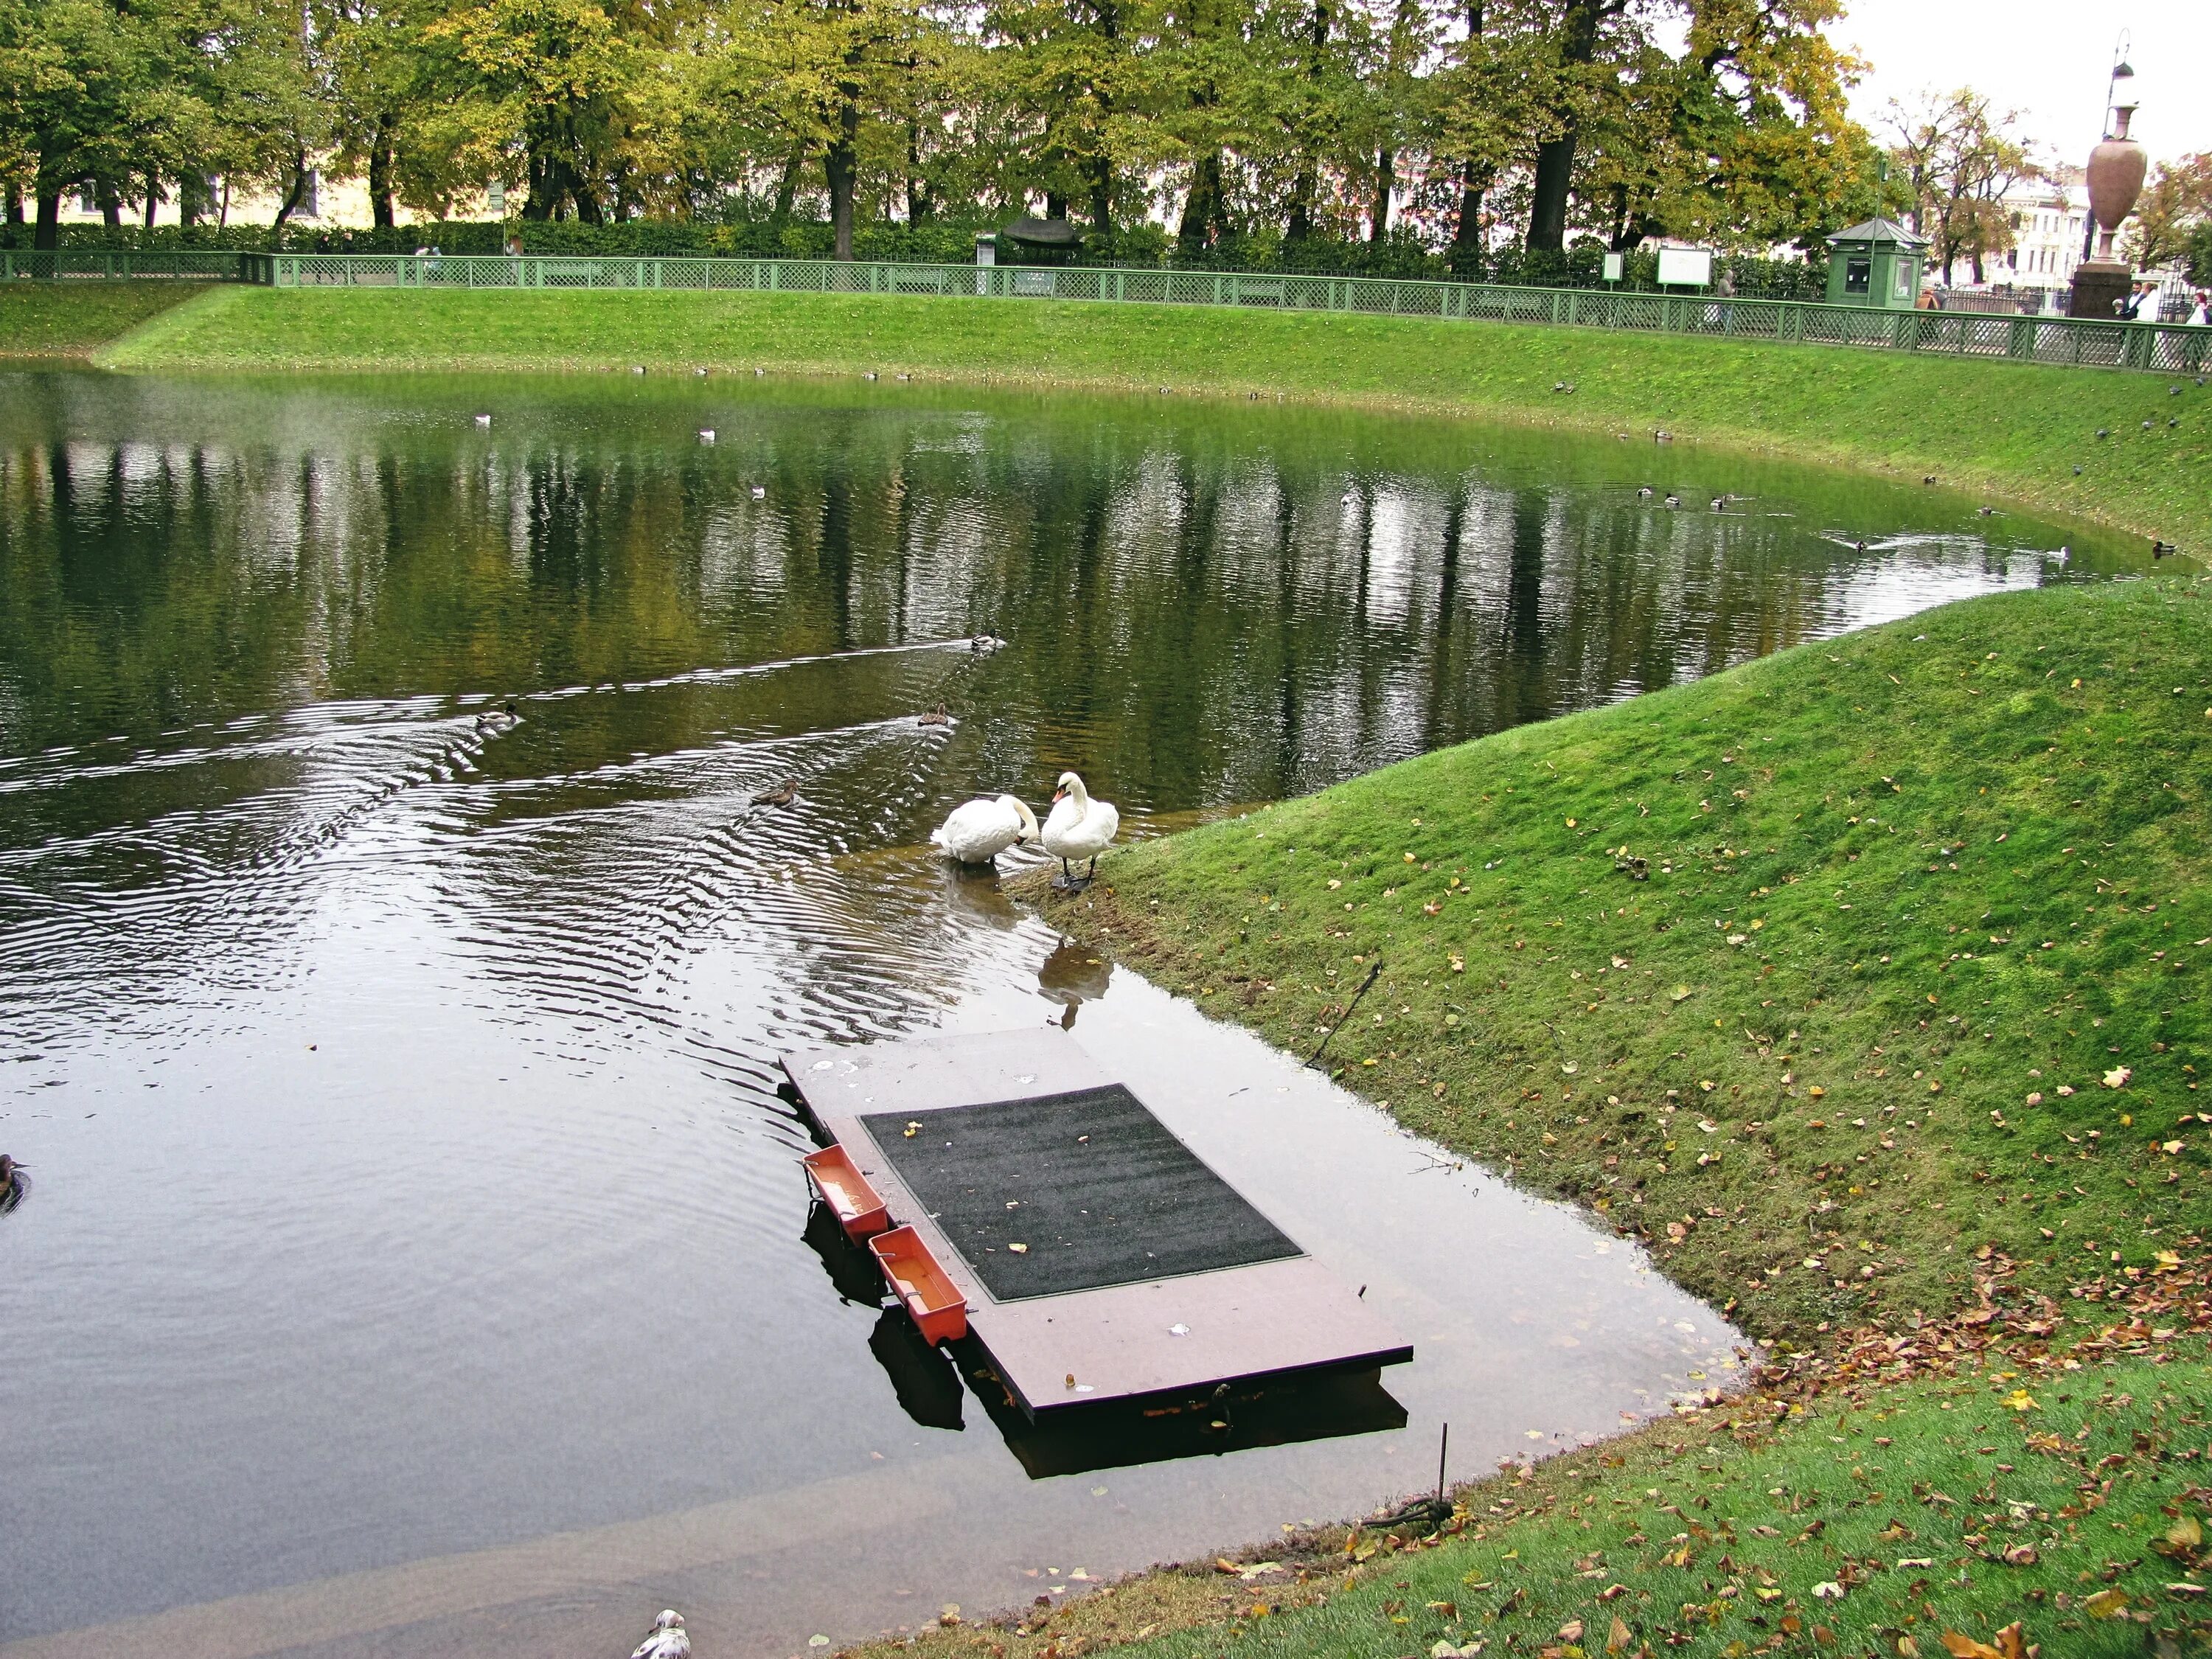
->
[[782, 1028, 1411, 1419]]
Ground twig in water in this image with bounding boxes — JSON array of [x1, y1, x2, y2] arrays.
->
[[1305, 959, 1383, 1070]]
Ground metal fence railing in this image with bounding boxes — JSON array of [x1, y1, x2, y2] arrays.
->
[[8, 248, 2208, 376]]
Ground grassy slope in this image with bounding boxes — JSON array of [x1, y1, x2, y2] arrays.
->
[[0, 280, 205, 356], [925, 576, 2212, 1659], [1043, 578, 2212, 1347], [863, 1347, 2212, 1659], [101, 286, 2212, 549]]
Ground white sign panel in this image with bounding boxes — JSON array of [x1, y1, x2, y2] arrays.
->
[[1601, 251, 1624, 282], [1656, 247, 1714, 288]]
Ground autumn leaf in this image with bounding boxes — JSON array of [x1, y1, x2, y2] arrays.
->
[[2082, 1587, 2129, 1618], [2104, 1066, 2132, 1089], [1607, 1614, 1632, 1654]]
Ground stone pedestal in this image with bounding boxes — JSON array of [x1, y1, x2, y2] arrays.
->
[[2069, 262, 2133, 320]]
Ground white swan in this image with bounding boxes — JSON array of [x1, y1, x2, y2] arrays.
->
[[1041, 771, 1119, 886], [931, 794, 1039, 866], [631, 1610, 691, 1659]]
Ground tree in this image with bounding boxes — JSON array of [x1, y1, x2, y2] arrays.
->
[[2126, 153, 2212, 274], [1885, 88, 2032, 283]]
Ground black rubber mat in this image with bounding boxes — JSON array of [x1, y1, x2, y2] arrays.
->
[[861, 1085, 1301, 1301]]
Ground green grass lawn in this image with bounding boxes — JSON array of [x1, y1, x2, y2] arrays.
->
[[1040, 577, 2212, 1349], [93, 285, 2212, 550], [865, 1340, 2212, 1659], [0, 279, 205, 356], [915, 574, 2212, 1659]]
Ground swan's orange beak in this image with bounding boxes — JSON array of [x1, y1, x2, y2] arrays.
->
[[1051, 790, 1067, 804]]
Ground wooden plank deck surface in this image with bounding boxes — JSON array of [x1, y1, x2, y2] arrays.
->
[[781, 1029, 1411, 1417]]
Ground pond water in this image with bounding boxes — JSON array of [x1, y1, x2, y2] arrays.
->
[[0, 371, 2142, 1659]]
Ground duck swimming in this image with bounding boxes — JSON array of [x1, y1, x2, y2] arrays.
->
[[917, 703, 952, 727], [931, 794, 1039, 866], [1041, 771, 1119, 888], [0, 1154, 24, 1214], [751, 782, 798, 807], [473, 700, 522, 734]]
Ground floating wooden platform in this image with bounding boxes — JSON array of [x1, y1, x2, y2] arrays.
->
[[781, 1028, 1411, 1419]]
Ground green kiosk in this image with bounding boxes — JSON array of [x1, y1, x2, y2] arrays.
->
[[1823, 217, 1928, 309]]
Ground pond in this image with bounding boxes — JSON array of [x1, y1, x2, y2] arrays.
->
[[0, 370, 2142, 1659]]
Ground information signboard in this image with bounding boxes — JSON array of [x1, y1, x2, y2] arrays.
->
[[1656, 247, 1713, 288]]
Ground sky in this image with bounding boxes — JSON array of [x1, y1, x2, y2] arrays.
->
[[1832, 0, 2212, 170]]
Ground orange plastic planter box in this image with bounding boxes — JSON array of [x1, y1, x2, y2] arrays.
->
[[869, 1225, 969, 1344], [803, 1145, 891, 1240]]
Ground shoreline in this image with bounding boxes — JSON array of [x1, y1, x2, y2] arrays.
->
[[49, 283, 2212, 551]]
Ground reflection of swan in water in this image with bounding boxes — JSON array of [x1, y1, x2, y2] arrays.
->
[[1037, 937, 1112, 1027]]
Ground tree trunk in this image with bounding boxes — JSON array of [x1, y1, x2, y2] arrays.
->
[[1527, 136, 1574, 252], [825, 100, 860, 259], [1286, 0, 1329, 242], [571, 164, 605, 224], [369, 116, 396, 227], [98, 182, 122, 230], [35, 189, 61, 251], [1450, 157, 1487, 273], [906, 124, 931, 226], [143, 172, 161, 229], [1088, 153, 1113, 241], [1369, 149, 1393, 242], [1526, 0, 1605, 253], [772, 143, 805, 225], [1178, 153, 1222, 254], [4, 187, 21, 228], [1045, 191, 1066, 220], [522, 149, 554, 220], [271, 150, 310, 233]]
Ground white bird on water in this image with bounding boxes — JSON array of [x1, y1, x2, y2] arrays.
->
[[1041, 771, 1119, 888], [631, 1610, 690, 1659], [931, 794, 1038, 866]]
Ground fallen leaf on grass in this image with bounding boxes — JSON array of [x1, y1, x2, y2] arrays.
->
[[1940, 1624, 2031, 1659], [2082, 1587, 2129, 1618], [2104, 1066, 2133, 1089], [1606, 1615, 1632, 1655]]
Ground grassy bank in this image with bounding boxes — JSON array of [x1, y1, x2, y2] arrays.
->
[[94, 286, 2212, 550], [1039, 577, 2212, 1348], [0, 280, 204, 357], [859, 1335, 2212, 1659], [884, 574, 2212, 1659]]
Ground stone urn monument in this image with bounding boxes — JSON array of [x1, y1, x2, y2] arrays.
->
[[2068, 105, 2149, 319]]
